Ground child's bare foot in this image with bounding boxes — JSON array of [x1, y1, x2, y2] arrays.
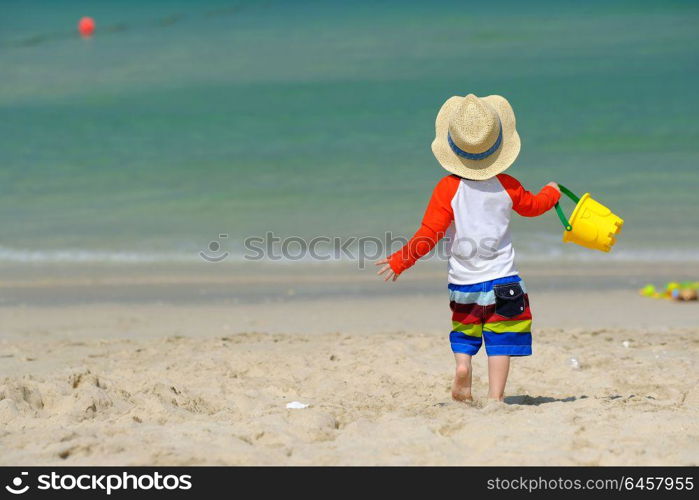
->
[[451, 364, 473, 402]]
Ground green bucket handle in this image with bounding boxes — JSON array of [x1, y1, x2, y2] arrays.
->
[[554, 184, 580, 232]]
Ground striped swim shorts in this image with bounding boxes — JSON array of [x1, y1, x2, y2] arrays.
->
[[449, 275, 532, 356]]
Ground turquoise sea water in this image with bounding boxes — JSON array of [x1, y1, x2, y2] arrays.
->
[[1, 0, 698, 263]]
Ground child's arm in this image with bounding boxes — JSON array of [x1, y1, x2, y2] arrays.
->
[[376, 175, 459, 281], [497, 174, 561, 216]]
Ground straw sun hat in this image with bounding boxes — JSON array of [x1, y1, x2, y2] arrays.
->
[[431, 93, 520, 180]]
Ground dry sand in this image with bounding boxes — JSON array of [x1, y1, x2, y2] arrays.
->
[[0, 262, 697, 465]]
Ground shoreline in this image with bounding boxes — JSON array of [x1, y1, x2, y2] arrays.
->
[[1, 260, 697, 307]]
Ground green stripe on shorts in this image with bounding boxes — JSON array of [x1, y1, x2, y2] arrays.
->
[[451, 321, 483, 337], [483, 319, 532, 333]]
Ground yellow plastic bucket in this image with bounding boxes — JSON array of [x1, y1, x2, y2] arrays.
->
[[554, 185, 624, 252]]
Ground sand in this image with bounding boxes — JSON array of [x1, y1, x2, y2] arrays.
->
[[0, 261, 698, 465]]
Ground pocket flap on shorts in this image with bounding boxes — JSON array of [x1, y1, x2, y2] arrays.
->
[[493, 283, 524, 301]]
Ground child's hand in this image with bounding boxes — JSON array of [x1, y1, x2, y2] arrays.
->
[[546, 181, 561, 193], [375, 258, 399, 282]]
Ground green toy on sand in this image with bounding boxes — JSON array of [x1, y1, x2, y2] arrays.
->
[[639, 282, 698, 301]]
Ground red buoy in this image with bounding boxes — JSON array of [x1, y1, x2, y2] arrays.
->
[[78, 17, 95, 38]]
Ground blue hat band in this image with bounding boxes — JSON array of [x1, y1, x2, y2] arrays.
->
[[447, 123, 502, 160]]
